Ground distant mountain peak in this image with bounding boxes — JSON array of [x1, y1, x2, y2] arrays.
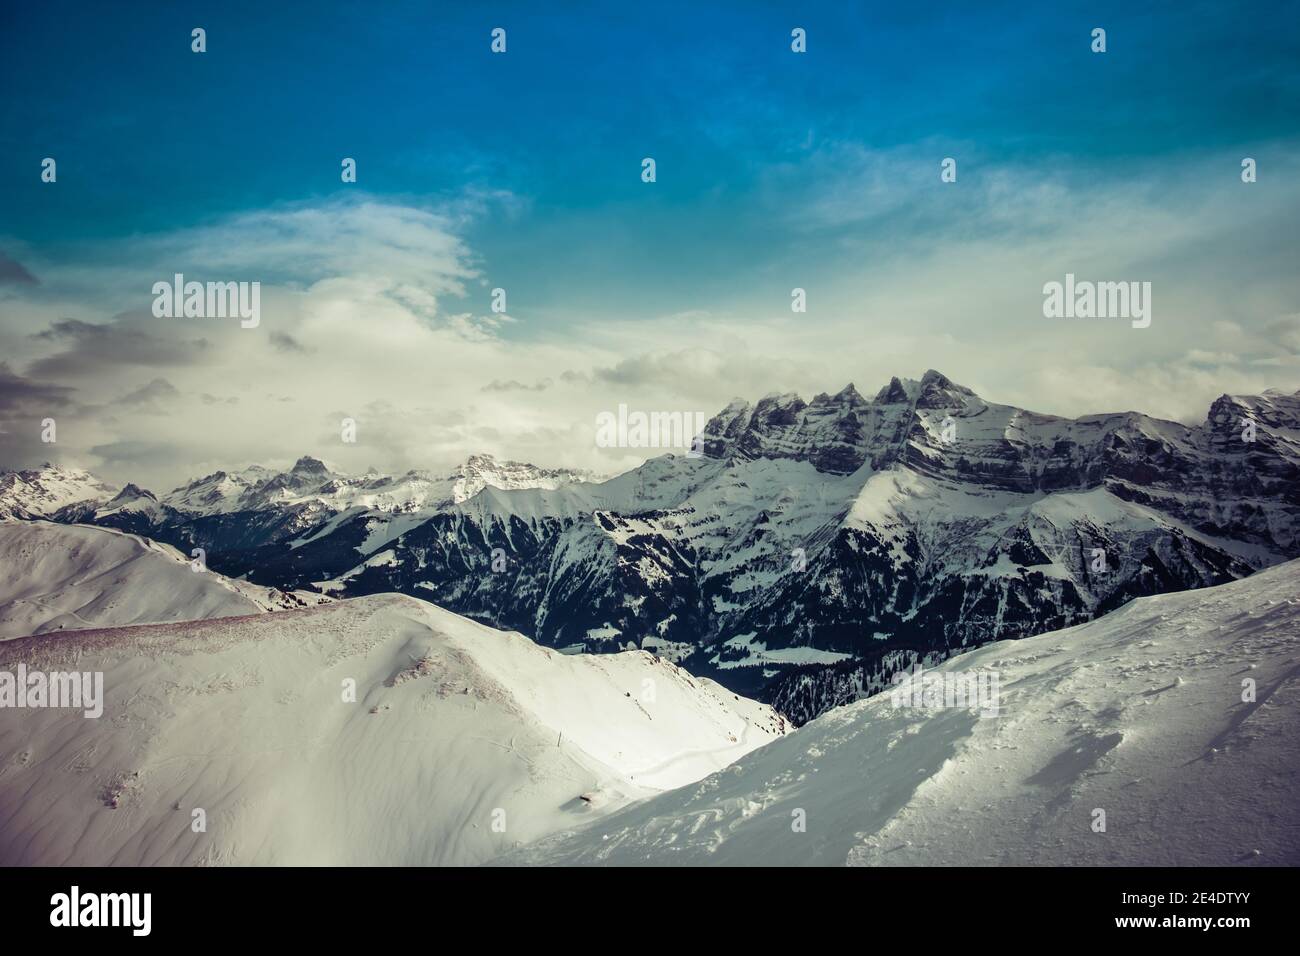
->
[[833, 382, 867, 403], [703, 371, 986, 474], [874, 375, 916, 405], [0, 462, 118, 520], [291, 455, 331, 475], [111, 483, 157, 503]]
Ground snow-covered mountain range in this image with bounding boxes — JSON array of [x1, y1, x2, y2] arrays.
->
[[5, 373, 1298, 722]]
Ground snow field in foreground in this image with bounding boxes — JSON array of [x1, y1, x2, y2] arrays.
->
[[0, 592, 785, 865]]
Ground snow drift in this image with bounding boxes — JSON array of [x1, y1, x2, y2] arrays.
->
[[0, 592, 786, 865], [499, 558, 1300, 866]]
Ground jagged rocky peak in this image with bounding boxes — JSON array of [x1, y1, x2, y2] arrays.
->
[[291, 455, 331, 476], [699, 399, 757, 458], [110, 483, 157, 503], [918, 368, 965, 396], [699, 370, 984, 474], [811, 383, 868, 406], [458, 453, 513, 477], [702, 398, 753, 432], [1205, 389, 1300, 450], [915, 370, 982, 410], [693, 368, 1284, 490], [1208, 387, 1300, 429], [874, 375, 917, 405], [259, 456, 337, 493], [162, 468, 247, 512], [717, 397, 752, 415], [868, 369, 975, 406], [751, 391, 808, 425]]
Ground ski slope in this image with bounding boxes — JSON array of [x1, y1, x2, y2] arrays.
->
[[0, 521, 326, 640], [0, 592, 786, 865], [499, 559, 1300, 866]]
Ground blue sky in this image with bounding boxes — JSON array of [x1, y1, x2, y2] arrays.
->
[[5, 1, 1295, 302], [1, 1, 1298, 485]]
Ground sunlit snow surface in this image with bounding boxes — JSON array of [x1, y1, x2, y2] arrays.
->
[[0, 589, 785, 865], [2, 520, 1296, 867], [499, 559, 1300, 866], [0, 521, 326, 639]]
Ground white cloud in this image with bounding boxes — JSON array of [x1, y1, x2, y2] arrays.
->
[[2, 159, 1298, 492]]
